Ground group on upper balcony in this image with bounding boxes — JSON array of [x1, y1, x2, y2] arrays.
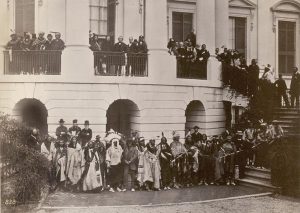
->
[[167, 30, 210, 80], [89, 33, 148, 77], [4, 32, 65, 75]]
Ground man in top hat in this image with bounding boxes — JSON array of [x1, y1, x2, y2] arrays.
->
[[69, 119, 81, 136], [56, 119, 68, 142], [191, 126, 203, 145], [79, 120, 92, 147]]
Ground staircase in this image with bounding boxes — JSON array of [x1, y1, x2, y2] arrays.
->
[[238, 167, 281, 193], [273, 108, 300, 137]]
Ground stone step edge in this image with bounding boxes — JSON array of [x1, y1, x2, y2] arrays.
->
[[245, 167, 271, 174], [244, 172, 271, 180], [237, 178, 280, 190]]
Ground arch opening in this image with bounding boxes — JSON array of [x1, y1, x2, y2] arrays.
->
[[12, 98, 48, 136], [106, 99, 140, 137], [185, 100, 206, 135]]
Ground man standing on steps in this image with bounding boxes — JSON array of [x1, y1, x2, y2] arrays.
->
[[274, 74, 290, 108], [290, 67, 300, 108]]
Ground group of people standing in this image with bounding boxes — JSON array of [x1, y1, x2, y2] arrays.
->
[[5, 32, 65, 74], [26, 116, 284, 194], [167, 31, 210, 79], [217, 46, 300, 109], [89, 34, 148, 77]]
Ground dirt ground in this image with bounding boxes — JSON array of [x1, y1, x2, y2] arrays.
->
[[38, 195, 300, 213]]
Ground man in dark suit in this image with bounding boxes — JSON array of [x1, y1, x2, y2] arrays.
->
[[56, 119, 68, 142], [52, 33, 65, 51], [126, 37, 138, 76], [177, 42, 187, 77], [290, 67, 300, 108], [218, 48, 232, 85], [114, 36, 127, 76], [79, 120, 92, 147], [191, 126, 203, 145], [274, 74, 290, 107], [27, 128, 40, 150], [196, 44, 210, 79], [248, 59, 260, 97], [68, 119, 81, 136], [185, 29, 196, 47]]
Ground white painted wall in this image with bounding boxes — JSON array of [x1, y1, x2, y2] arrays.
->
[[0, 82, 226, 141]]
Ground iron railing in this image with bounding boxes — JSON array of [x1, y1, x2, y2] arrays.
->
[[3, 50, 62, 75], [93, 51, 148, 77], [176, 57, 208, 80]]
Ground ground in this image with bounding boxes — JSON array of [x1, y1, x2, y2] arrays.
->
[[40, 195, 300, 213], [3, 186, 300, 213]]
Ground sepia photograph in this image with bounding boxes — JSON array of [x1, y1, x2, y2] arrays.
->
[[0, 0, 300, 212]]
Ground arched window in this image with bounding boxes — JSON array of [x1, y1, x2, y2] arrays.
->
[[15, 0, 35, 35]]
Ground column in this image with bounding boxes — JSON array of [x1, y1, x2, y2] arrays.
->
[[123, 0, 143, 42], [61, 0, 93, 79], [145, 0, 176, 81], [196, 0, 219, 81], [0, 0, 10, 77], [196, 0, 215, 53], [215, 0, 229, 49], [114, 0, 124, 43]]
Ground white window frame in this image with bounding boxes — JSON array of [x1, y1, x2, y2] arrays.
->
[[274, 15, 299, 78], [167, 2, 196, 41]]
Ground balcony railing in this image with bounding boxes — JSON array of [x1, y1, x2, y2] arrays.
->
[[93, 51, 148, 77], [3, 50, 62, 75], [176, 58, 207, 80]]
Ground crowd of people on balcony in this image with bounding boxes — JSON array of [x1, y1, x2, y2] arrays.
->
[[167, 30, 210, 79], [89, 33, 148, 76], [5, 32, 65, 75], [6, 32, 65, 51], [26, 115, 285, 193]]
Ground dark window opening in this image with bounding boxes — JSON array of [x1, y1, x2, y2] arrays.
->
[[279, 21, 296, 75], [172, 12, 193, 42]]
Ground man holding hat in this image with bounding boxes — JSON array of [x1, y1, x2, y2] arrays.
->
[[56, 119, 68, 142], [69, 119, 81, 136], [191, 125, 203, 145], [79, 120, 92, 148]]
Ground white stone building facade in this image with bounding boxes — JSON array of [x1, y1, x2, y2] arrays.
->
[[0, 0, 299, 140]]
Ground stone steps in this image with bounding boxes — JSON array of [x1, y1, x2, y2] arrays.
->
[[238, 167, 281, 193], [273, 107, 300, 137]]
